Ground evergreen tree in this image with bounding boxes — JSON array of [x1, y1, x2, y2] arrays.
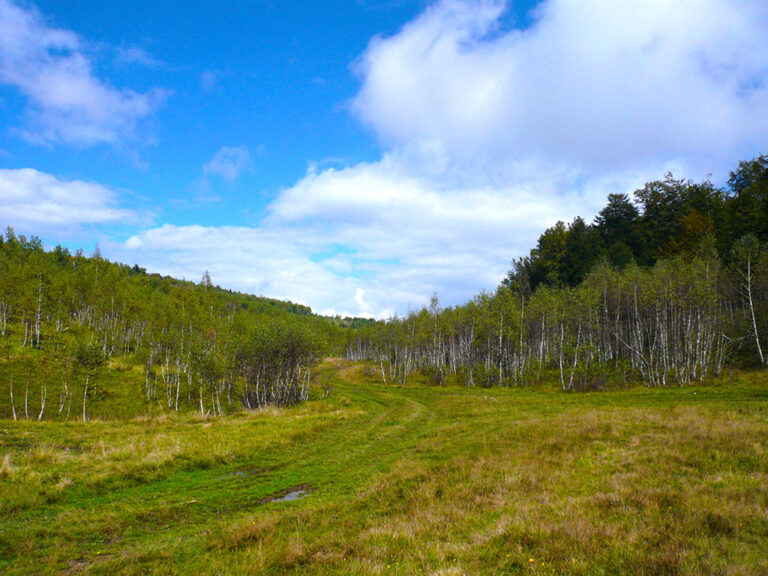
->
[[594, 193, 641, 266]]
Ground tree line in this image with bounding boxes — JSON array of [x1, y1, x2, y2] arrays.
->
[[0, 233, 357, 421], [513, 156, 768, 290], [346, 156, 768, 389]]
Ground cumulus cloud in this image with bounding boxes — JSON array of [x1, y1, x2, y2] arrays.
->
[[115, 224, 394, 318], [116, 0, 768, 317], [116, 154, 651, 316], [0, 0, 168, 146], [203, 146, 253, 182], [351, 0, 768, 176], [0, 168, 140, 235]]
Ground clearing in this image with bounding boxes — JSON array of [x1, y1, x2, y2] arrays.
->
[[1, 361, 767, 575]]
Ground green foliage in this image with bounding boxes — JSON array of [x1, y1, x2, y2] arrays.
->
[[444, 155, 768, 385], [75, 343, 106, 373], [506, 155, 768, 293], [236, 320, 322, 407], [0, 231, 355, 419], [594, 193, 641, 259]]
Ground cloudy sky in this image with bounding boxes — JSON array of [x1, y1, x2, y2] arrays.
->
[[1, 0, 767, 317]]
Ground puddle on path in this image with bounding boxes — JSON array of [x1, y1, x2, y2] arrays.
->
[[260, 484, 311, 503], [272, 489, 308, 502]]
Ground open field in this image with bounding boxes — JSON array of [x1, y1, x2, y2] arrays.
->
[[1, 361, 767, 575]]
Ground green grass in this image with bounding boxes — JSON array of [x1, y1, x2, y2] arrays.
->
[[1, 361, 767, 575]]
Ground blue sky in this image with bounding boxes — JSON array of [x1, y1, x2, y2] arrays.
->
[[2, 1, 431, 223], [1, 0, 767, 317]]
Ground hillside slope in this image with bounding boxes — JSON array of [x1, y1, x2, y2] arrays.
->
[[0, 229, 368, 420]]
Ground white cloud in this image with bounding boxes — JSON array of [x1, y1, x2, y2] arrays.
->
[[112, 1, 768, 317], [115, 224, 390, 318], [203, 146, 253, 182], [351, 0, 768, 176], [115, 154, 652, 317], [0, 0, 168, 146], [0, 168, 140, 234]]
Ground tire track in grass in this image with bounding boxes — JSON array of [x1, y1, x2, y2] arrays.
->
[[1, 361, 443, 575]]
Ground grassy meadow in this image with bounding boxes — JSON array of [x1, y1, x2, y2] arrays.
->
[[1, 360, 767, 575]]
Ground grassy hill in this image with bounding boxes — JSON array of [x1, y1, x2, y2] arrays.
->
[[0, 229, 371, 421]]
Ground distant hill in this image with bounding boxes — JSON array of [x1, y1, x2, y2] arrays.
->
[[0, 230, 360, 420]]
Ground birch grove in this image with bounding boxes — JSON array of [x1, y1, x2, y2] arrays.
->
[[347, 255, 752, 389], [0, 230, 329, 420]]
